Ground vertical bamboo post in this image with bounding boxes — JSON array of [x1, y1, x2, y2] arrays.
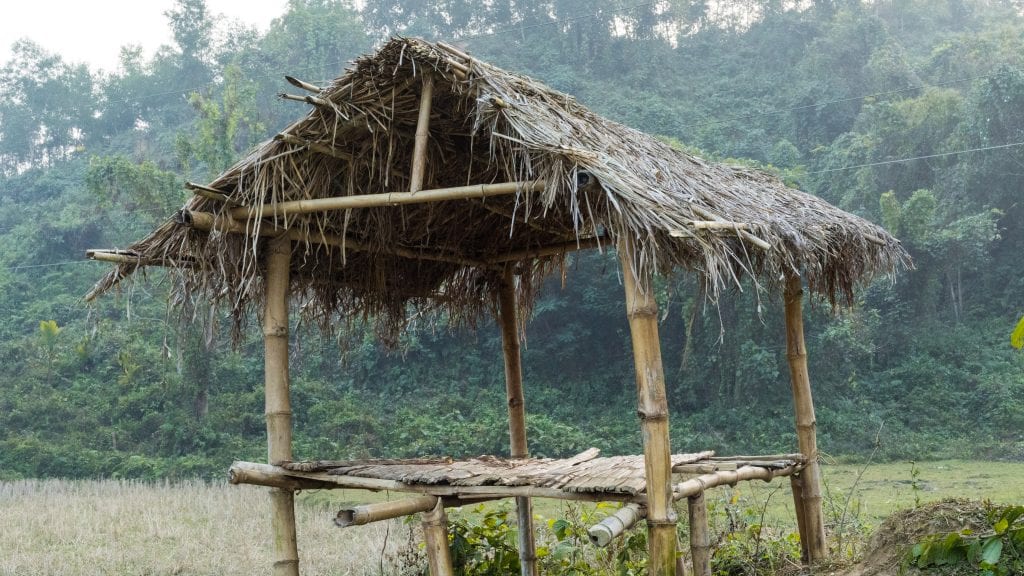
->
[[688, 493, 711, 576], [410, 74, 434, 194], [265, 234, 298, 576], [422, 500, 455, 576], [784, 274, 827, 562], [497, 270, 537, 576], [619, 236, 678, 576]]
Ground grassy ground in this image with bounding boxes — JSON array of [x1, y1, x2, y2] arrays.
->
[[2, 460, 1022, 575]]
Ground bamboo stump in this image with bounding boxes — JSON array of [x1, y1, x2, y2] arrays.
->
[[422, 500, 455, 576], [784, 275, 827, 562], [688, 493, 711, 576], [265, 235, 299, 576], [619, 237, 678, 576], [498, 271, 538, 576]]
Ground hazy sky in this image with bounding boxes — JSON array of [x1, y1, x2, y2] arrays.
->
[[0, 0, 288, 72]]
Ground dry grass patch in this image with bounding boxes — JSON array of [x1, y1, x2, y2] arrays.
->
[[0, 479, 408, 576]]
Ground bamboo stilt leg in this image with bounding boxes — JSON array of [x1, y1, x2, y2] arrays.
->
[[422, 501, 454, 576], [619, 237, 678, 576], [265, 235, 298, 576], [790, 474, 810, 561], [688, 493, 711, 576], [784, 275, 827, 562], [497, 271, 537, 576]]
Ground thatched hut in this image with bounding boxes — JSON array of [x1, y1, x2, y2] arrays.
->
[[87, 38, 909, 576]]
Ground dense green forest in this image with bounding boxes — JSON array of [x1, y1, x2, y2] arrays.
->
[[1, 0, 1022, 480]]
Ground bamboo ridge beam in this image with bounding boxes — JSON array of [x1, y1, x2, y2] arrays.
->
[[588, 504, 645, 547], [228, 180, 544, 220], [284, 75, 321, 93]]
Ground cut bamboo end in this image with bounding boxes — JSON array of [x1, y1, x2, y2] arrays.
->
[[278, 92, 328, 107], [587, 504, 645, 547], [335, 496, 438, 527], [284, 75, 321, 93]]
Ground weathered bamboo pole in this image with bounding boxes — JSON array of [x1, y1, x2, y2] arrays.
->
[[672, 465, 799, 500], [497, 270, 537, 576], [588, 504, 646, 547], [489, 236, 605, 263], [335, 496, 439, 527], [410, 75, 434, 194], [284, 75, 321, 93], [264, 235, 299, 576], [784, 274, 827, 562], [790, 473, 809, 559], [86, 249, 172, 266], [688, 493, 711, 576], [229, 180, 544, 220], [422, 500, 455, 576], [618, 236, 677, 576]]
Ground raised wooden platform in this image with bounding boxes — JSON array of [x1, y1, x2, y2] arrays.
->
[[230, 449, 805, 505]]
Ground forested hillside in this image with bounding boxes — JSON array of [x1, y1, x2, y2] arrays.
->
[[1, 0, 1021, 480]]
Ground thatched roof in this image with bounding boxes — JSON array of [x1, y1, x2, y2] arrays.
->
[[87, 38, 909, 338]]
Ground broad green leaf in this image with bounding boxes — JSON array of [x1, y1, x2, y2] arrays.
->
[[994, 518, 1009, 535], [1012, 316, 1024, 349], [981, 537, 1003, 565]]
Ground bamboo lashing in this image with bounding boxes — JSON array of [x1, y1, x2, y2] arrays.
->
[[410, 74, 434, 194], [497, 271, 537, 576], [689, 493, 711, 576], [619, 236, 677, 576], [284, 75, 321, 93], [422, 500, 455, 576], [784, 274, 827, 562], [264, 235, 298, 576], [228, 180, 544, 220], [588, 504, 645, 547], [335, 496, 439, 527]]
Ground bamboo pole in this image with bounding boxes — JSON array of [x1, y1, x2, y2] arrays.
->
[[688, 493, 711, 576], [588, 504, 646, 547], [489, 236, 605, 263], [284, 75, 321, 93], [784, 274, 827, 562], [422, 500, 455, 576], [229, 180, 544, 220], [410, 75, 434, 194], [335, 496, 439, 527], [497, 270, 537, 576], [790, 473, 809, 560], [618, 236, 677, 576], [264, 235, 299, 576], [672, 465, 800, 500]]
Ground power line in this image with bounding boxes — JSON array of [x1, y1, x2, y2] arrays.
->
[[804, 141, 1024, 175]]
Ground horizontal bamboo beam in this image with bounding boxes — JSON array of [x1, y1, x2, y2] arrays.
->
[[229, 181, 544, 220], [588, 504, 645, 547], [672, 465, 799, 501], [228, 461, 642, 503], [284, 75, 321, 93], [86, 249, 184, 267], [335, 496, 439, 527], [178, 210, 492, 269], [687, 205, 772, 250], [691, 220, 749, 230], [490, 236, 605, 263]]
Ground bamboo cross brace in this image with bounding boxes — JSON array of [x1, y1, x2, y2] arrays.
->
[[228, 180, 544, 220]]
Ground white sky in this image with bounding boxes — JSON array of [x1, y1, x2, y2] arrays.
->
[[0, 0, 288, 72]]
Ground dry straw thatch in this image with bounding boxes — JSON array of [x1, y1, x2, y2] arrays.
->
[[87, 38, 910, 339]]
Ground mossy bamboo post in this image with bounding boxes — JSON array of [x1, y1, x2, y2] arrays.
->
[[497, 270, 537, 576], [410, 74, 433, 194], [422, 500, 455, 576], [265, 235, 299, 576], [619, 236, 677, 576], [784, 274, 827, 562], [688, 493, 711, 576]]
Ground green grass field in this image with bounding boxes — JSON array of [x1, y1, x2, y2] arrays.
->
[[2, 460, 1021, 575]]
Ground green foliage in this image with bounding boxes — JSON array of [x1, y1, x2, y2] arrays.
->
[[905, 504, 1024, 575], [1011, 317, 1024, 350]]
